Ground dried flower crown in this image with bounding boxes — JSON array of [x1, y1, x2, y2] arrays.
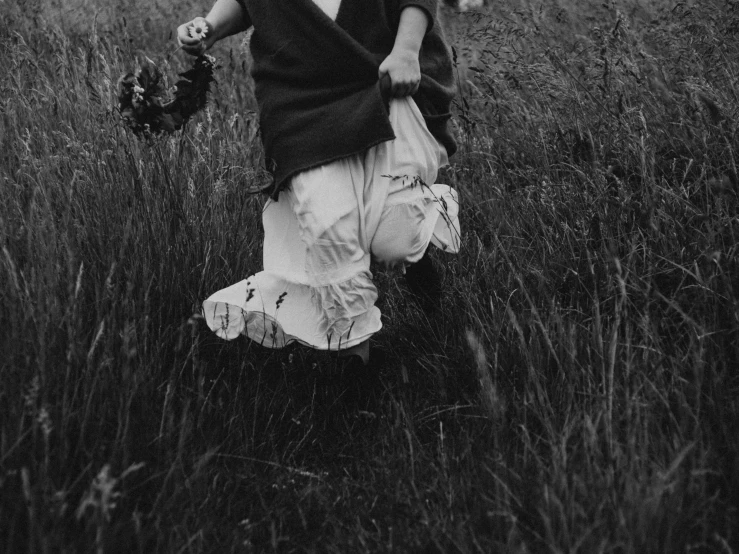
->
[[118, 53, 219, 139]]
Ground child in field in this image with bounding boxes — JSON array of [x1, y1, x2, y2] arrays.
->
[[178, 0, 461, 365]]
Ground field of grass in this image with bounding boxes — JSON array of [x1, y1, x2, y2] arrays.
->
[[2, 0, 738, 551]]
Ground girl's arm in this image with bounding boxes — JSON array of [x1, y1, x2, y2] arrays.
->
[[378, 6, 430, 97], [177, 0, 251, 56]]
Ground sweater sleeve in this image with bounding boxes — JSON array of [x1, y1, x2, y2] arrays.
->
[[233, 0, 254, 28], [398, 0, 438, 31]]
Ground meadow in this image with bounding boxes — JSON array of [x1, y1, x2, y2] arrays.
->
[[1, 0, 738, 551]]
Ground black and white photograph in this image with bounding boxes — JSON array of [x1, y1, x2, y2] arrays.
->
[[1, 0, 738, 551]]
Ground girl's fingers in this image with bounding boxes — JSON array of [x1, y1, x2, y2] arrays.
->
[[379, 72, 392, 97], [177, 38, 201, 50], [177, 24, 194, 43], [185, 45, 205, 56], [391, 80, 418, 98], [177, 18, 211, 54], [379, 66, 420, 97]]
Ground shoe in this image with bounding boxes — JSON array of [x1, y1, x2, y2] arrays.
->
[[405, 248, 442, 315], [334, 349, 384, 413]]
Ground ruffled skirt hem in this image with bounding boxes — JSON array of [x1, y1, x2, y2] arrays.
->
[[201, 185, 459, 350], [202, 273, 382, 350]]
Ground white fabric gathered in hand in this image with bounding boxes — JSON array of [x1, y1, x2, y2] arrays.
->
[[312, 0, 341, 20], [202, 97, 460, 349]]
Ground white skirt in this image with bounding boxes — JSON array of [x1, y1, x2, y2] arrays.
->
[[202, 97, 461, 350]]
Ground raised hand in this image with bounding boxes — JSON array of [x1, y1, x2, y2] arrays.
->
[[379, 6, 429, 98], [378, 48, 421, 98], [176, 17, 216, 56]]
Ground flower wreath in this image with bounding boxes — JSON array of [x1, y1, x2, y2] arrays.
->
[[118, 54, 219, 139]]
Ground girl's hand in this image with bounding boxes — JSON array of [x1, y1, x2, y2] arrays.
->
[[378, 48, 421, 98], [177, 17, 216, 56]]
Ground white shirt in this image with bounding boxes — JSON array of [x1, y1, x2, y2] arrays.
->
[[312, 0, 341, 20]]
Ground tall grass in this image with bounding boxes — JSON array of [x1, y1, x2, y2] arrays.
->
[[1, 0, 738, 552]]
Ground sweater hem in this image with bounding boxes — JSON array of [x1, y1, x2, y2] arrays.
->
[[264, 132, 397, 200]]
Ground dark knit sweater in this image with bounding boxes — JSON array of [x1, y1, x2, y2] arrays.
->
[[233, 0, 457, 197]]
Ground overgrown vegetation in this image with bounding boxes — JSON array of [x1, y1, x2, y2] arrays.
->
[[2, 0, 738, 551]]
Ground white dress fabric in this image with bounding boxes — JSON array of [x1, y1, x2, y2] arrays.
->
[[311, 0, 342, 20], [202, 97, 461, 350]]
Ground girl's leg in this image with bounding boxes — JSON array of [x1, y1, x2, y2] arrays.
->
[[285, 156, 382, 353], [369, 96, 448, 267], [368, 98, 459, 314], [203, 159, 384, 351]]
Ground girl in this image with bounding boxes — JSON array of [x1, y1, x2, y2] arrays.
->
[[178, 0, 461, 365]]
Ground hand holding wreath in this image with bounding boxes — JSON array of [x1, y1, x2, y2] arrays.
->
[[177, 17, 216, 57]]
